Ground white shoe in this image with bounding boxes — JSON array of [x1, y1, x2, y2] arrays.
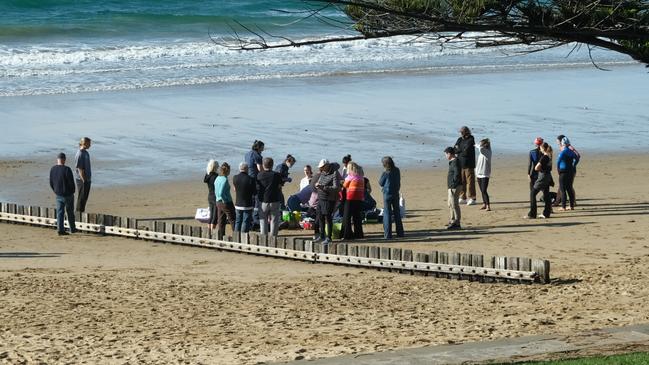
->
[[467, 199, 476, 206], [458, 198, 467, 204], [539, 215, 547, 219]]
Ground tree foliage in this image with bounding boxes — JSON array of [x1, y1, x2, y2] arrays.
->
[[218, 0, 649, 67]]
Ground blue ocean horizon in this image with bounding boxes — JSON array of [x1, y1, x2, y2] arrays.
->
[[0, 0, 635, 97]]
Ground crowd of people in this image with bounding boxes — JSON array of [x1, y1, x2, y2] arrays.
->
[[46, 129, 580, 239]]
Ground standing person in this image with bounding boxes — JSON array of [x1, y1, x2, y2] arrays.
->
[[274, 154, 296, 208], [232, 162, 257, 233], [528, 137, 544, 193], [444, 147, 462, 230], [378, 156, 404, 239], [203, 159, 219, 232], [475, 138, 492, 211], [342, 162, 365, 240], [454, 126, 477, 205], [245, 140, 264, 227], [556, 136, 579, 211], [312, 159, 340, 244], [341, 154, 352, 179], [299, 165, 313, 191], [554, 135, 581, 208], [526, 143, 554, 219], [49, 153, 77, 236], [215, 163, 236, 238], [74, 137, 92, 213], [256, 157, 283, 236]]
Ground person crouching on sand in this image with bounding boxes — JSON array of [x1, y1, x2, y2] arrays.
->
[[445, 147, 462, 230], [526, 143, 554, 219]]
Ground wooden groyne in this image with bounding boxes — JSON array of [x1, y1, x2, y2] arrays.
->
[[0, 202, 550, 284]]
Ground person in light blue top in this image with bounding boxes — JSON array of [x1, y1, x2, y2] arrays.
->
[[378, 156, 404, 239], [214, 162, 235, 238]]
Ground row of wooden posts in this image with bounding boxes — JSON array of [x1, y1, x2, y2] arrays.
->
[[0, 202, 550, 284]]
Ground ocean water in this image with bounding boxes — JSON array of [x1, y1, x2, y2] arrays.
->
[[0, 0, 635, 96]]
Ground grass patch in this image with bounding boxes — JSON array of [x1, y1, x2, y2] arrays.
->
[[504, 352, 649, 364]]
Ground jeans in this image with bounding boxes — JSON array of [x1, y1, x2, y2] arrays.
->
[[235, 209, 253, 233], [56, 195, 76, 233], [447, 188, 461, 225], [342, 199, 364, 239], [286, 195, 302, 212], [216, 201, 235, 238], [460, 168, 476, 200], [559, 171, 576, 209], [529, 185, 552, 218], [75, 180, 91, 213], [477, 177, 490, 205], [383, 195, 404, 239], [260, 202, 281, 236], [318, 200, 336, 240]]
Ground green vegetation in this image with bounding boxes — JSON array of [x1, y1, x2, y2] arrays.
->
[[501, 351, 649, 365]]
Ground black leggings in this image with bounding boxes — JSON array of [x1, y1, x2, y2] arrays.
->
[[477, 177, 490, 205], [559, 171, 576, 209]]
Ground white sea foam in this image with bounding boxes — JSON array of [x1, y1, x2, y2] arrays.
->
[[0, 35, 633, 97]]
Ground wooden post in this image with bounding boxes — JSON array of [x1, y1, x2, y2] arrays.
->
[[304, 239, 313, 253], [359, 245, 369, 258], [369, 246, 380, 259], [294, 238, 305, 251], [532, 259, 551, 284], [429, 251, 439, 264], [336, 243, 347, 256], [472, 254, 484, 268], [349, 245, 359, 257], [507, 257, 520, 271], [232, 231, 241, 243], [438, 252, 449, 264], [154, 221, 166, 233], [460, 253, 472, 266]]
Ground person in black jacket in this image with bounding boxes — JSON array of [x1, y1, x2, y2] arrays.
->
[[528, 137, 544, 191], [454, 126, 476, 205], [445, 147, 462, 230], [233, 162, 257, 233], [203, 159, 219, 232], [49, 153, 77, 235]]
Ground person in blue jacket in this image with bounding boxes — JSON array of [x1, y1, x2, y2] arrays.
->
[[378, 156, 404, 239], [556, 136, 580, 210]]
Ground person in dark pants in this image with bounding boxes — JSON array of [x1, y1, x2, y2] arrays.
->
[[528, 137, 544, 194], [312, 159, 340, 244], [215, 162, 236, 238], [49, 153, 77, 236], [203, 159, 219, 232], [556, 136, 579, 211], [342, 162, 365, 240], [526, 143, 554, 219], [379, 156, 404, 239], [74, 137, 92, 213], [454, 126, 476, 205], [233, 162, 257, 233], [244, 140, 264, 228], [445, 147, 462, 229], [475, 138, 492, 211]]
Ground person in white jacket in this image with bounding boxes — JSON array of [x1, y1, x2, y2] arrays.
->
[[475, 138, 492, 211]]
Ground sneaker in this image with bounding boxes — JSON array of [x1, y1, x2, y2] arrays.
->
[[467, 199, 476, 206], [57, 231, 69, 236], [458, 198, 467, 204], [312, 236, 322, 243], [321, 238, 332, 245], [446, 223, 461, 230], [523, 215, 534, 219], [539, 215, 547, 219]]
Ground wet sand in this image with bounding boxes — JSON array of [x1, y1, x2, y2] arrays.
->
[[1, 154, 649, 364]]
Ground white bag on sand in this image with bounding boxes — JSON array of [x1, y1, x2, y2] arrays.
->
[[195, 208, 211, 223], [399, 193, 406, 218]]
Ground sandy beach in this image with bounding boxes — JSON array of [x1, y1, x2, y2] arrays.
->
[[2, 153, 649, 364]]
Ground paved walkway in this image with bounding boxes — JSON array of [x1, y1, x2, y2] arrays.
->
[[285, 324, 649, 364]]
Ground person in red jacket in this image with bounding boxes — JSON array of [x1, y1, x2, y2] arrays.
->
[[342, 162, 365, 240]]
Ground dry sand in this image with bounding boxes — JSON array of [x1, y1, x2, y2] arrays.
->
[[1, 154, 649, 364]]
